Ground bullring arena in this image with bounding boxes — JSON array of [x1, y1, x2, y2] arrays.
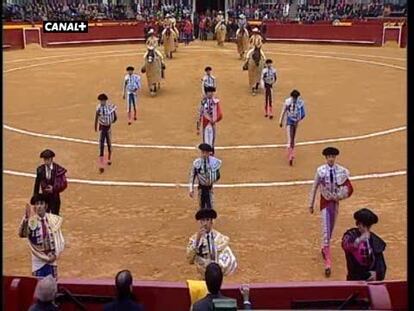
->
[[4, 39, 406, 284]]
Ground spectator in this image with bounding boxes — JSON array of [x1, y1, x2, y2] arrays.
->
[[192, 263, 252, 310], [18, 194, 65, 279], [342, 208, 387, 281], [183, 18, 193, 45], [33, 149, 67, 216], [28, 275, 58, 311], [104, 270, 144, 311], [191, 263, 231, 311]]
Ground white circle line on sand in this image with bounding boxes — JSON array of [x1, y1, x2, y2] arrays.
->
[[3, 125, 406, 150], [5, 46, 406, 63], [4, 47, 405, 149], [4, 49, 406, 74], [3, 169, 406, 188]]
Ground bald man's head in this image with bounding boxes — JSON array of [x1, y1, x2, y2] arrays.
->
[[115, 270, 133, 298]]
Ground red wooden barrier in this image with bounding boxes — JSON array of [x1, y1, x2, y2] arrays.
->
[[264, 22, 383, 45], [3, 19, 407, 49], [3, 275, 407, 311]]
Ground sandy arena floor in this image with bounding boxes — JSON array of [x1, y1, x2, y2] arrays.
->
[[3, 41, 406, 283]]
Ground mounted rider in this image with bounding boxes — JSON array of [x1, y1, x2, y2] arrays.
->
[[243, 27, 266, 68], [249, 27, 264, 49], [144, 28, 166, 69], [236, 13, 248, 37], [214, 10, 226, 33]]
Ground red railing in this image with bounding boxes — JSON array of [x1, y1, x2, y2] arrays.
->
[[3, 275, 407, 311]]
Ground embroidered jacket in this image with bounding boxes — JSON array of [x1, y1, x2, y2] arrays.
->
[[187, 229, 237, 278]]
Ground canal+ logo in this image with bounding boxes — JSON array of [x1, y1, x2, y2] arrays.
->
[[43, 21, 88, 33]]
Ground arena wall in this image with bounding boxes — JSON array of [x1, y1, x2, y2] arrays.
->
[[3, 275, 407, 310], [3, 19, 406, 49], [264, 20, 406, 47]]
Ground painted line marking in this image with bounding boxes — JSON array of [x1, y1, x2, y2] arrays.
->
[[3, 46, 405, 150], [4, 49, 406, 74], [3, 125, 406, 150], [274, 48, 406, 61], [4, 45, 405, 65], [3, 169, 405, 188]]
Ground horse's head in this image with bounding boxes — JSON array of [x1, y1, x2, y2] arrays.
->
[[165, 27, 171, 37], [146, 48, 155, 63], [252, 47, 261, 66]]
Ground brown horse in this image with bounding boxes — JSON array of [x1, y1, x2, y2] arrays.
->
[[236, 28, 249, 59], [244, 47, 265, 95], [141, 48, 163, 96], [162, 28, 175, 59]]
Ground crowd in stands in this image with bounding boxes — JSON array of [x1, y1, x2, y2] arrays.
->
[[296, 0, 406, 23], [3, 0, 406, 23], [2, 0, 193, 22]]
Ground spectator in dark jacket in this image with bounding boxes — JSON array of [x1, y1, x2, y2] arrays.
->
[[28, 275, 59, 311], [342, 208, 386, 281], [192, 263, 251, 311], [104, 270, 144, 311]]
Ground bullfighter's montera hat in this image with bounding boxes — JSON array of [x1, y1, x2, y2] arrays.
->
[[195, 208, 217, 220], [97, 93, 108, 101], [354, 208, 379, 227], [322, 147, 340, 156], [30, 193, 48, 205], [198, 143, 213, 152], [290, 89, 300, 98], [40, 149, 55, 159]]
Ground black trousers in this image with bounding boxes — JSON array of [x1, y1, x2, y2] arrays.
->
[[264, 83, 273, 107], [198, 185, 213, 209], [99, 125, 112, 157], [46, 194, 61, 215]]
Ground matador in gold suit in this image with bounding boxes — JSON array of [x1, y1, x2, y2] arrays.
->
[[186, 208, 237, 279]]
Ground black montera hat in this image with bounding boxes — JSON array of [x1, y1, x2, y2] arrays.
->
[[30, 193, 48, 205], [265, 59, 273, 64], [40, 149, 55, 159], [198, 143, 213, 152], [126, 66, 134, 71], [205, 66, 212, 71], [354, 208, 379, 227], [195, 208, 217, 220], [290, 89, 300, 98], [97, 93, 108, 101], [322, 147, 340, 156]]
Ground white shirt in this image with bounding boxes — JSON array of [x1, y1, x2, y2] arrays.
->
[[124, 74, 141, 94], [201, 74, 217, 94], [45, 163, 53, 180], [96, 103, 117, 126], [262, 67, 277, 85]]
